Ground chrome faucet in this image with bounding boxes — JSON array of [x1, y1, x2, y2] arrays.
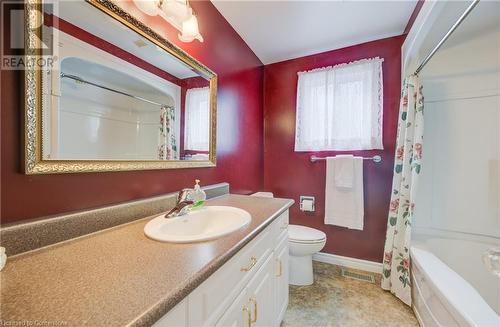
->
[[165, 189, 194, 218]]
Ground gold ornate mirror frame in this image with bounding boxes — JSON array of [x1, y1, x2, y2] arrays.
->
[[24, 0, 217, 174]]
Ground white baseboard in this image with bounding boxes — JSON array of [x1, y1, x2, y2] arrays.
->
[[313, 252, 382, 274]]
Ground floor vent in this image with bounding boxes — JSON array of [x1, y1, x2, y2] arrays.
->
[[341, 268, 375, 283]]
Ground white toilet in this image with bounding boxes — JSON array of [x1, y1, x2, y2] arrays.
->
[[288, 224, 326, 285], [250, 192, 327, 286]]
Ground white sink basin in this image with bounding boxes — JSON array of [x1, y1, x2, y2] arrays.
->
[[144, 206, 251, 243]]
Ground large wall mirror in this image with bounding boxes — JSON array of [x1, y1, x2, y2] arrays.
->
[[24, 0, 216, 174]]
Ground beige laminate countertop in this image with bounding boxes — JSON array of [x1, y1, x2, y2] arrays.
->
[[0, 195, 294, 327]]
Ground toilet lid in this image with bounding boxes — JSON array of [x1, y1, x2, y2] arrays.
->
[[288, 225, 326, 243]]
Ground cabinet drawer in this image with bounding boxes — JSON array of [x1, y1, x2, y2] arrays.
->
[[189, 226, 273, 326]]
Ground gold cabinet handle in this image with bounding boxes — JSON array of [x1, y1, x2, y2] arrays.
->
[[242, 305, 252, 327], [249, 297, 257, 323], [276, 259, 282, 277], [240, 256, 257, 272]]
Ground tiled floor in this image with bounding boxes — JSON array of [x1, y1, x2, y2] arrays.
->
[[283, 262, 419, 327]]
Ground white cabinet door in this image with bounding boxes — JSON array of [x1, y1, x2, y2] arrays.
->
[[153, 299, 188, 327], [189, 228, 274, 327], [274, 235, 289, 326], [215, 284, 251, 327], [246, 254, 275, 327]]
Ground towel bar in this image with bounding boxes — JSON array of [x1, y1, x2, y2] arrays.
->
[[310, 155, 382, 163]]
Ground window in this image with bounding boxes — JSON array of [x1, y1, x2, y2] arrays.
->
[[184, 87, 210, 151], [294, 57, 384, 151]]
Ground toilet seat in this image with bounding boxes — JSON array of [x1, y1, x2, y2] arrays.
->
[[288, 225, 326, 244]]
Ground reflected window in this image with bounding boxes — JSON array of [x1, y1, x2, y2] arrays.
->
[[184, 87, 210, 151]]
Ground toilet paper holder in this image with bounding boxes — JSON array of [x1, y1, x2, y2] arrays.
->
[[299, 196, 315, 212]]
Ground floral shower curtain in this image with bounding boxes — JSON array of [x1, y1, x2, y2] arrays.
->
[[381, 75, 424, 306], [158, 105, 178, 160]]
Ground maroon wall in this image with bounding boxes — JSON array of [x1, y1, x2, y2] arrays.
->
[[0, 0, 263, 224], [263, 36, 404, 262]]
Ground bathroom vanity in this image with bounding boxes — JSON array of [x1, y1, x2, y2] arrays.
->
[[158, 207, 289, 327], [0, 194, 293, 327]]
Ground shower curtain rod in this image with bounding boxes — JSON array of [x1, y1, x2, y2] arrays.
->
[[60, 72, 167, 108], [414, 0, 480, 75]]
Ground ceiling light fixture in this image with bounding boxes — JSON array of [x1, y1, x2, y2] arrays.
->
[[132, 0, 203, 43]]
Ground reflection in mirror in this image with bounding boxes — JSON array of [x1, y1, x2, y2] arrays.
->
[[41, 1, 212, 162]]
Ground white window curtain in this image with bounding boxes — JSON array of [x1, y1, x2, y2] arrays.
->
[[295, 57, 384, 151], [184, 87, 210, 151]]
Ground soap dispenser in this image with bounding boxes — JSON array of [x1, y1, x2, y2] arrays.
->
[[192, 179, 206, 208]]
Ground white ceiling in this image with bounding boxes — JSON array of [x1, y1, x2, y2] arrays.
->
[[212, 0, 418, 64]]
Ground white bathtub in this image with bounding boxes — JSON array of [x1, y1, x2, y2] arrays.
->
[[411, 231, 499, 327]]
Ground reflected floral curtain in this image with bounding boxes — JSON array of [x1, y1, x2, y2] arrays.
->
[[381, 75, 424, 306], [158, 105, 177, 160]]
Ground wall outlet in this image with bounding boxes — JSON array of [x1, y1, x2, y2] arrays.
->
[[299, 196, 315, 212]]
